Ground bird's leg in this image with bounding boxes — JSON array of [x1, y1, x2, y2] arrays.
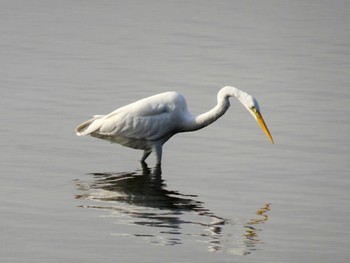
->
[[141, 150, 152, 163], [153, 164, 162, 176], [153, 145, 162, 166], [141, 161, 151, 175]]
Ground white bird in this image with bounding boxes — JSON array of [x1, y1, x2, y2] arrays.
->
[[75, 86, 273, 165]]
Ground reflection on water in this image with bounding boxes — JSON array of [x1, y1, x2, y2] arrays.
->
[[75, 165, 270, 255]]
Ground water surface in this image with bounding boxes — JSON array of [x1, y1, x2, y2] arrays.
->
[[1, 1, 349, 262]]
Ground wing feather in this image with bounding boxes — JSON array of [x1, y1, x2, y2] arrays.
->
[[76, 92, 185, 141]]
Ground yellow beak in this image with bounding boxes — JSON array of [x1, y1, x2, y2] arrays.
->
[[255, 111, 274, 144]]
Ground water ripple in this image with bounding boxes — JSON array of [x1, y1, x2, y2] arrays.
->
[[75, 165, 270, 255]]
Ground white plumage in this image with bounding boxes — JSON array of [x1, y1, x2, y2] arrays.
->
[[75, 86, 273, 165]]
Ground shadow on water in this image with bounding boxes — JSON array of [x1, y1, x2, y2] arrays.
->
[[74, 164, 270, 255]]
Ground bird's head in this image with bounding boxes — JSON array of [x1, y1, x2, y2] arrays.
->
[[238, 93, 274, 144]]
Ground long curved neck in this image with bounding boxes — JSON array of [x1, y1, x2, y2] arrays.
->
[[184, 86, 240, 132]]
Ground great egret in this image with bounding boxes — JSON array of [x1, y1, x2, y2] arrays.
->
[[75, 86, 273, 165]]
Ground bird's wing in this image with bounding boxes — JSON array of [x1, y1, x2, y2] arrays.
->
[[77, 92, 182, 140]]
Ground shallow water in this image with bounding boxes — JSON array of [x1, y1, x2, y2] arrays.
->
[[1, 1, 350, 262]]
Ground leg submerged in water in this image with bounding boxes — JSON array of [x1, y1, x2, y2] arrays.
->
[[141, 150, 152, 163]]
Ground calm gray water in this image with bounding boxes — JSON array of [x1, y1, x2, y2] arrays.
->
[[1, 1, 349, 262]]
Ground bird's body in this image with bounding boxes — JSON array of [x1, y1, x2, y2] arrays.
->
[[75, 86, 273, 165]]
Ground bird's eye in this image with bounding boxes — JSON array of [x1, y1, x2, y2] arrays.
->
[[250, 106, 257, 113]]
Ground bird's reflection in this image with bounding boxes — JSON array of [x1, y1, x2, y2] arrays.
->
[[75, 164, 270, 255]]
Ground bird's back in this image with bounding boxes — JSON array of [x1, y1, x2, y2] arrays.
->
[[75, 91, 190, 142]]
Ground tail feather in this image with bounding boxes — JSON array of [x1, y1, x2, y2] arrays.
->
[[75, 116, 103, 136]]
